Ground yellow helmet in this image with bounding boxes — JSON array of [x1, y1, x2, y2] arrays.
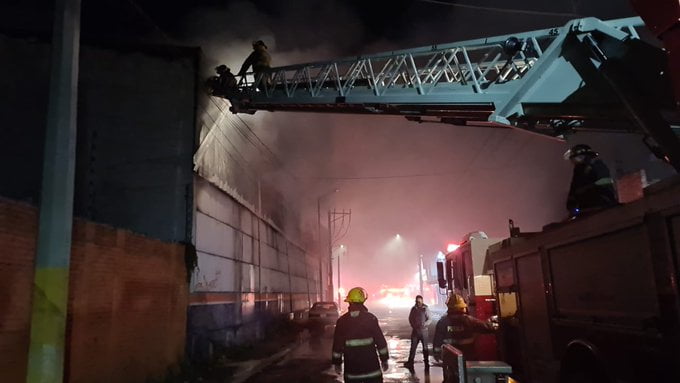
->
[[345, 287, 368, 303], [447, 294, 468, 311]]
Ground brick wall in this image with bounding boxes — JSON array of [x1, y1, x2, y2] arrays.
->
[[0, 198, 188, 383]]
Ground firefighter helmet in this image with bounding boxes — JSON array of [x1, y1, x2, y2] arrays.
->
[[446, 294, 468, 311], [345, 287, 368, 303], [252, 40, 268, 49], [563, 144, 598, 160]]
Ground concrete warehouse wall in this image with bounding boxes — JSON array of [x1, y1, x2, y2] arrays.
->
[[0, 198, 188, 383], [187, 177, 322, 358], [193, 96, 304, 240], [0, 34, 197, 243]]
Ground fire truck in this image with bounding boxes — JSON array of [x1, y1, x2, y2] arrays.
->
[[436, 173, 680, 382], [484, 175, 680, 383]]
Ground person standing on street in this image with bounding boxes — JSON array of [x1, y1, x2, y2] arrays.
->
[[405, 295, 432, 369], [332, 287, 390, 383]]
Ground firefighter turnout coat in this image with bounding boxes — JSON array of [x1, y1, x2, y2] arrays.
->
[[238, 45, 272, 76], [332, 304, 389, 381], [567, 157, 617, 212], [433, 312, 496, 360]]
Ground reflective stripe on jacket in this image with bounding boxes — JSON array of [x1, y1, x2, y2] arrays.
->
[[433, 312, 495, 360], [332, 303, 389, 379]]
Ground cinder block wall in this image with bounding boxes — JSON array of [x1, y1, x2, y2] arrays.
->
[[0, 198, 188, 383]]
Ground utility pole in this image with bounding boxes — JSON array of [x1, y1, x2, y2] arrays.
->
[[418, 254, 424, 297], [317, 189, 338, 300], [27, 0, 81, 381], [327, 210, 333, 303], [336, 246, 347, 309], [328, 209, 352, 306], [317, 198, 321, 244]]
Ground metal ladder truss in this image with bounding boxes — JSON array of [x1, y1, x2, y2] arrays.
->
[[225, 17, 678, 138]]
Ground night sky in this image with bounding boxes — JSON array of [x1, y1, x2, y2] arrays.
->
[[1, 0, 644, 291]]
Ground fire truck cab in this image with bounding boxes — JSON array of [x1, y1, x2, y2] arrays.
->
[[439, 232, 501, 361]]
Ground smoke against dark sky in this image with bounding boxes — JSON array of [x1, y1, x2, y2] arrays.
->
[[180, 0, 366, 74], [139, 0, 648, 293], [176, 0, 645, 292]]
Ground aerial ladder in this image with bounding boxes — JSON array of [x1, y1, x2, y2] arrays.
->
[[221, 16, 680, 172]]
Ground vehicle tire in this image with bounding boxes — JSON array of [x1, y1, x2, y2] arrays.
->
[[560, 341, 611, 383]]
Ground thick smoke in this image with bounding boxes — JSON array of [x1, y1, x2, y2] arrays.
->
[[182, 0, 368, 238], [182, 0, 641, 295]]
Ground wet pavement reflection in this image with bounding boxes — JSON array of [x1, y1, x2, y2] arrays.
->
[[246, 306, 446, 383]]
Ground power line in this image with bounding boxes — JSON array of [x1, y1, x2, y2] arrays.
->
[[233, 115, 301, 181], [125, 0, 174, 42], [417, 0, 582, 17], [227, 118, 278, 167], [197, 103, 256, 172], [235, 115, 288, 167], [208, 93, 300, 180], [215, 125, 254, 170], [227, 119, 262, 154], [195, 100, 259, 180], [202, 124, 259, 185]]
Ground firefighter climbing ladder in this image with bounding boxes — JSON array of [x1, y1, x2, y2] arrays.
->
[[223, 16, 680, 170]]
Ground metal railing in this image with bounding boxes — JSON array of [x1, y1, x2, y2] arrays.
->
[[232, 17, 642, 101]]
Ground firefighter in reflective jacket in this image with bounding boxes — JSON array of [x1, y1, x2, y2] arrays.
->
[[332, 287, 389, 383], [433, 294, 496, 361]]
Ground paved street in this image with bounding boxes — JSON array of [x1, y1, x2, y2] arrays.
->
[[246, 306, 447, 383]]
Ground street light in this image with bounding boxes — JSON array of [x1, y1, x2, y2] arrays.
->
[[396, 234, 401, 239], [317, 188, 339, 300]]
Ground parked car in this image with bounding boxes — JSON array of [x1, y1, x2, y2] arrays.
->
[[308, 301, 339, 325]]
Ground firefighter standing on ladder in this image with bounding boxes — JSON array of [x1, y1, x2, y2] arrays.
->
[[433, 294, 497, 361], [238, 40, 272, 90], [332, 287, 390, 383]]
